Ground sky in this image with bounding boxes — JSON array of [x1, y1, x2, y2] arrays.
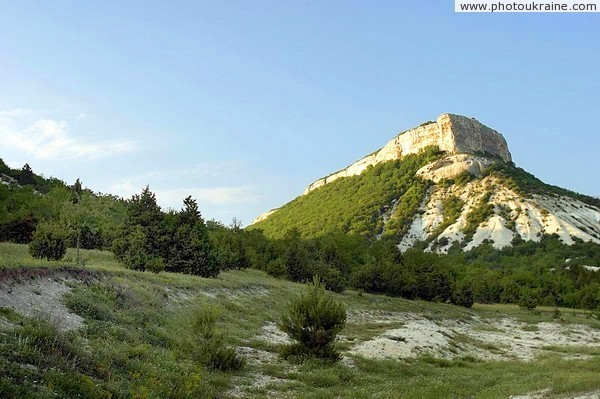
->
[[0, 1, 598, 225]]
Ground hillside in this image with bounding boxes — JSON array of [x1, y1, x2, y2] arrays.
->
[[250, 114, 600, 252], [2, 243, 600, 398]]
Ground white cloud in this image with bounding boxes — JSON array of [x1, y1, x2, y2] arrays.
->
[[0, 110, 137, 160], [156, 186, 262, 210], [108, 181, 261, 210]]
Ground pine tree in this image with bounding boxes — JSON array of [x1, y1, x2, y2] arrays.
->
[[279, 276, 346, 360], [127, 186, 166, 257], [168, 196, 218, 277], [19, 163, 35, 186]]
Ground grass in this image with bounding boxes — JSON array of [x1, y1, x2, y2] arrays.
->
[[1, 242, 600, 398]]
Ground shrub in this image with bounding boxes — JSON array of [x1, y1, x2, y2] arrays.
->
[[519, 291, 539, 310], [279, 276, 346, 361], [120, 226, 151, 271], [452, 284, 474, 308], [192, 305, 244, 371], [266, 258, 286, 278], [29, 221, 67, 261], [146, 257, 165, 274]]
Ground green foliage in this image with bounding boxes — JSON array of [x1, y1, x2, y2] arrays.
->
[[29, 221, 67, 261], [0, 162, 128, 248], [519, 290, 539, 310], [384, 180, 430, 238], [352, 248, 454, 302], [279, 276, 347, 360], [452, 283, 474, 308], [191, 305, 244, 371], [125, 185, 167, 257], [146, 256, 166, 274], [284, 229, 312, 282], [429, 195, 465, 241], [18, 163, 35, 186], [483, 162, 600, 208], [463, 192, 494, 241], [166, 196, 218, 277], [455, 170, 475, 186], [210, 218, 251, 271], [118, 226, 153, 271], [250, 147, 444, 239]]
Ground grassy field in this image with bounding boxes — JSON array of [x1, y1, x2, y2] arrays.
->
[[1, 242, 600, 398]]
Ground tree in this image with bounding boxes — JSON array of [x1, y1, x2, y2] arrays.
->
[[279, 276, 346, 360], [211, 218, 251, 271], [18, 163, 35, 186], [71, 178, 83, 265], [452, 283, 474, 308], [284, 229, 311, 282], [29, 221, 67, 261], [127, 185, 166, 257], [167, 196, 218, 277], [191, 305, 244, 371]]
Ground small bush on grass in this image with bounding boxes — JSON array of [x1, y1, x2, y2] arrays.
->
[[452, 283, 474, 308], [192, 305, 244, 371], [29, 221, 67, 261], [519, 291, 539, 310], [279, 275, 347, 361]]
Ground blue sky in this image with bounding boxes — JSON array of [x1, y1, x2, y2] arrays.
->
[[0, 1, 598, 225]]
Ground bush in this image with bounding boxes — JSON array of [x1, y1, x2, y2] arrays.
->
[[146, 257, 165, 274], [120, 226, 151, 271], [279, 276, 346, 361], [192, 305, 244, 371], [29, 221, 67, 261], [519, 291, 539, 310], [266, 258, 286, 278], [452, 284, 474, 308]]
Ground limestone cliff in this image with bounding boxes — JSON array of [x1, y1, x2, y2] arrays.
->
[[302, 114, 511, 195]]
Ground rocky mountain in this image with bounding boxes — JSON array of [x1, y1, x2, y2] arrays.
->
[[250, 114, 600, 252]]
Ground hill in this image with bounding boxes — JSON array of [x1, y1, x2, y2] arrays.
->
[[250, 114, 600, 252], [1, 243, 600, 398]]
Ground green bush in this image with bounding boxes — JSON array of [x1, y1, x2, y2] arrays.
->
[[192, 305, 244, 371], [452, 283, 474, 308], [266, 258, 287, 278], [519, 291, 539, 310], [146, 256, 165, 274], [120, 226, 151, 271], [279, 276, 347, 361], [29, 221, 67, 261]]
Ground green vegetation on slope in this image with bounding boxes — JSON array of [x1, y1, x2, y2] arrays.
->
[[483, 162, 600, 208], [250, 147, 444, 239], [0, 159, 127, 246]]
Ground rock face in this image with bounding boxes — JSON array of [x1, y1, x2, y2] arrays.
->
[[416, 154, 495, 183], [397, 176, 600, 253], [302, 114, 511, 195], [251, 209, 278, 225]]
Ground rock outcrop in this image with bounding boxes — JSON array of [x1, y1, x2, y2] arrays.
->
[[302, 114, 511, 195]]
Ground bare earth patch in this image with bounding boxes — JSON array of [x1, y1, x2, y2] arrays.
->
[[258, 321, 292, 345], [349, 313, 600, 362], [0, 277, 84, 331]]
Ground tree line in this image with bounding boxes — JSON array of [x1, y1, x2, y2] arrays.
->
[[1, 159, 600, 312]]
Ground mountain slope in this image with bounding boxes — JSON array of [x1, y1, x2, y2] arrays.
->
[[250, 114, 600, 251]]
